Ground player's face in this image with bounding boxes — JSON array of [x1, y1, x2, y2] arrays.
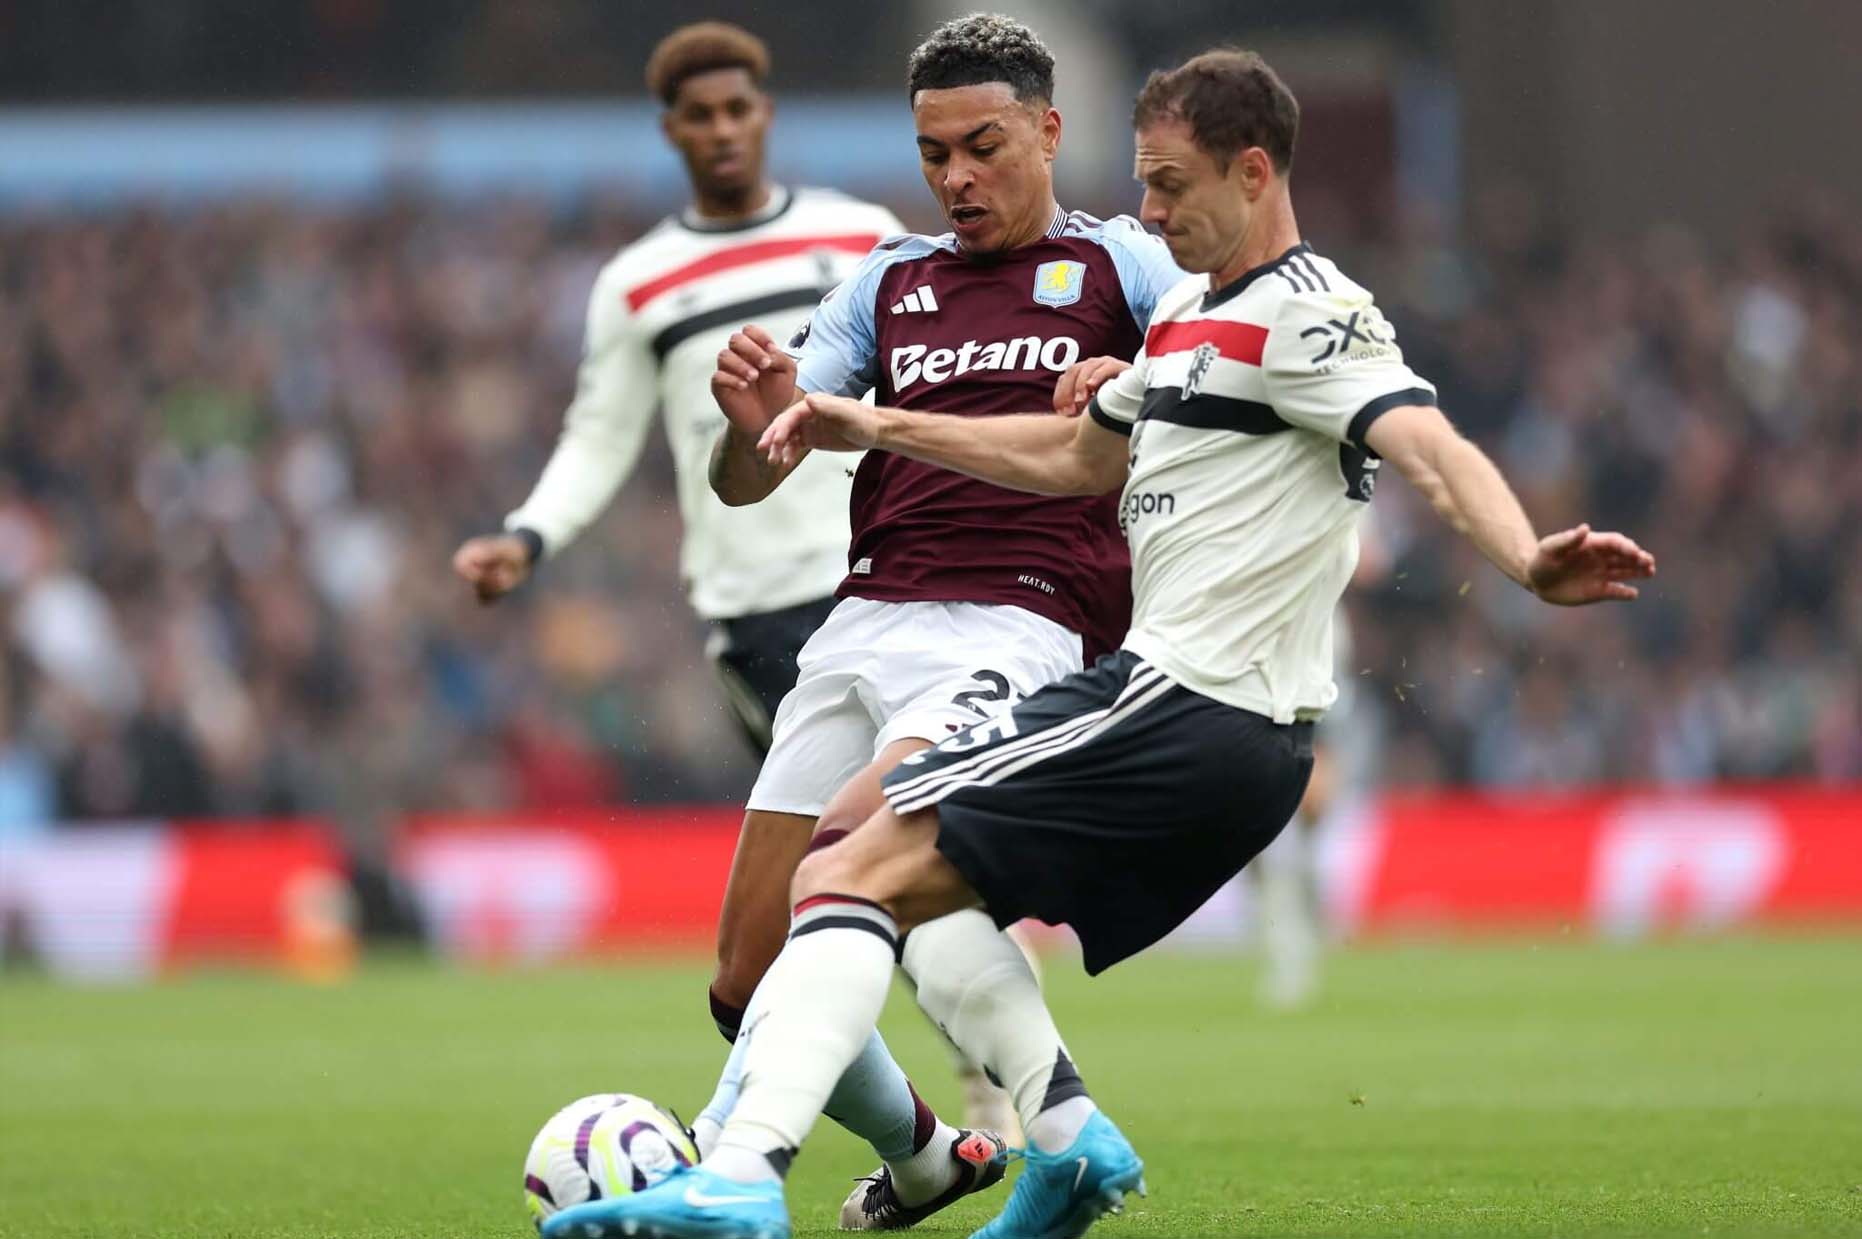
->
[[1134, 119, 1254, 276], [662, 68, 772, 204], [913, 83, 1061, 255]]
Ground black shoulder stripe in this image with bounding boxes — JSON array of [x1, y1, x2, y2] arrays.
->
[[1296, 253, 1331, 291], [1139, 387, 1291, 435], [651, 286, 826, 360], [1273, 267, 1307, 295]]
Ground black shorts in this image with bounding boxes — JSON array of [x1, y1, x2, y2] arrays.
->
[[707, 595, 839, 755], [881, 650, 1314, 975]]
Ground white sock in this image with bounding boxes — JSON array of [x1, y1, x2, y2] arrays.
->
[[887, 1118, 965, 1205], [694, 994, 945, 1177], [711, 897, 899, 1183], [902, 911, 1097, 1154], [1255, 823, 1322, 1009], [1025, 1095, 1096, 1154]]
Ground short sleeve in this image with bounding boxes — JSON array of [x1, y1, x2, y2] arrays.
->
[[1085, 349, 1150, 437], [791, 241, 903, 398], [1096, 218, 1190, 331], [1261, 287, 1436, 448]]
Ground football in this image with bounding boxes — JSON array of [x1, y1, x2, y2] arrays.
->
[[522, 1093, 700, 1229]]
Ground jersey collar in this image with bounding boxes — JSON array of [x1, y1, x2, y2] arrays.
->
[[1201, 241, 1315, 311], [679, 185, 794, 234], [1043, 205, 1070, 239]]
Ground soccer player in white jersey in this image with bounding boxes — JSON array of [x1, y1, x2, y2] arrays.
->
[[453, 22, 900, 755], [537, 46, 1657, 1239]]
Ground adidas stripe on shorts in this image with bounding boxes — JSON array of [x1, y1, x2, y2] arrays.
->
[[882, 649, 1314, 974]]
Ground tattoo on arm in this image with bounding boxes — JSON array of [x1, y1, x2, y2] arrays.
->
[[710, 424, 784, 500]]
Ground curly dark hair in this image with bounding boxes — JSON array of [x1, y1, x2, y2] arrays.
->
[[1133, 49, 1299, 173], [906, 13, 1054, 105], [645, 21, 770, 106]]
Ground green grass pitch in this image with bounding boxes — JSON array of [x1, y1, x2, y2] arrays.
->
[[3, 936, 1860, 1237]]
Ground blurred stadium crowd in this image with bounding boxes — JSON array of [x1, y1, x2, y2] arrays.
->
[[1, 191, 1857, 835]]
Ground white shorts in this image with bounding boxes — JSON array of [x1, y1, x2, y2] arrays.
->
[[746, 597, 1085, 817]]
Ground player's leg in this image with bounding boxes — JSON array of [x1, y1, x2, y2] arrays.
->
[[549, 655, 1291, 1239], [806, 742, 1012, 1227], [863, 604, 1085, 1138], [883, 653, 1315, 1239], [706, 595, 839, 757], [709, 808, 817, 1039], [697, 603, 896, 1154], [1255, 744, 1328, 1009], [542, 808, 976, 1239], [703, 588, 856, 1035], [697, 601, 990, 1222]]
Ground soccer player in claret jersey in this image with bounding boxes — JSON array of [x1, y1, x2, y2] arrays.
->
[[452, 23, 901, 752], [540, 48, 1657, 1239], [665, 13, 1182, 1235]]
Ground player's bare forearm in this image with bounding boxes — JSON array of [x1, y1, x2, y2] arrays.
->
[[873, 406, 1126, 497], [1368, 405, 1536, 589], [709, 424, 796, 506]]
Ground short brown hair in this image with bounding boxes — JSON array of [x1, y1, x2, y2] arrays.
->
[[1133, 49, 1299, 173], [645, 22, 770, 106]]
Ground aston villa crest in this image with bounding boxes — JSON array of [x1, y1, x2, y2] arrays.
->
[[1032, 259, 1084, 307]]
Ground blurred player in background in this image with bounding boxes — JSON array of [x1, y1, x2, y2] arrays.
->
[[452, 22, 901, 754], [549, 46, 1655, 1239], [690, 13, 1184, 1230], [1252, 551, 1385, 1009]]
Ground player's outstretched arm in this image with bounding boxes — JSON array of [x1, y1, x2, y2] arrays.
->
[[762, 393, 1128, 497], [1366, 403, 1656, 605], [709, 325, 808, 505]]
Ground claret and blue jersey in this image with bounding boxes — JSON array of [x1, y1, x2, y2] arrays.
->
[[792, 208, 1185, 658]]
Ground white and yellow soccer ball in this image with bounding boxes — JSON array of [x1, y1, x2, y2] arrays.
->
[[522, 1093, 699, 1230]]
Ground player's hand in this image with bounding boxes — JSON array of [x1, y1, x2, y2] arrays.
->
[[452, 533, 533, 605], [1053, 356, 1131, 416], [1526, 524, 1656, 605], [710, 324, 798, 436], [760, 393, 881, 468]]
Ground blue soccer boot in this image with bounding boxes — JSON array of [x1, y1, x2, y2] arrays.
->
[[541, 1163, 790, 1239], [969, 1111, 1145, 1239]]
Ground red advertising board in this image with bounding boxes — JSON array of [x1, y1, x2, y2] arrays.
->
[[4, 788, 1858, 977], [0, 821, 349, 980], [394, 807, 743, 960], [394, 789, 1862, 960]]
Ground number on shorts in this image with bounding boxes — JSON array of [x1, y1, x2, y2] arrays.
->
[[940, 709, 1021, 753], [951, 670, 1014, 718]]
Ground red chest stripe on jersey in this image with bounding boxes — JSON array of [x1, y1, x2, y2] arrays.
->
[[626, 233, 882, 310], [1144, 319, 1269, 365]]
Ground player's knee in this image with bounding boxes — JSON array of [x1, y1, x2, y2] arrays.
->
[[903, 911, 1019, 1024], [790, 845, 844, 905], [792, 837, 888, 910], [814, 776, 886, 840]]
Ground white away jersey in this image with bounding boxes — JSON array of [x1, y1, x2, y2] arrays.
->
[[505, 186, 904, 619], [1088, 243, 1436, 722]]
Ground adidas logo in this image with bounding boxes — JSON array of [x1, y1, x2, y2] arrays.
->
[[889, 285, 939, 315]]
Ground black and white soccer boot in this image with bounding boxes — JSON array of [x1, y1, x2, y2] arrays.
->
[[838, 1129, 1010, 1231]]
